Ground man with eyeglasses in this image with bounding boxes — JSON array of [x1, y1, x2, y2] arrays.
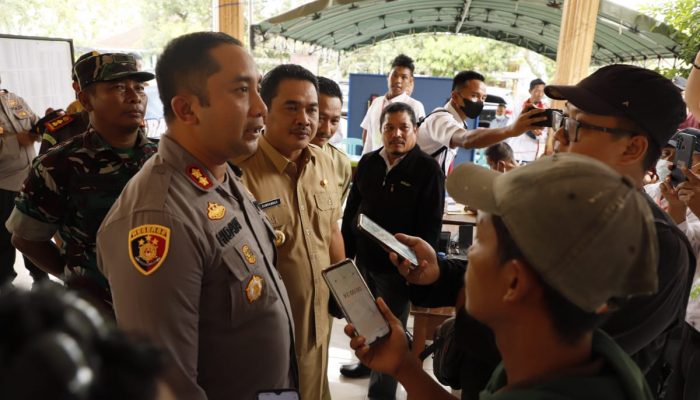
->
[[389, 64, 694, 397]]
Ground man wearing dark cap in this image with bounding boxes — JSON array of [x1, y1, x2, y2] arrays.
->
[[346, 153, 659, 400], [389, 64, 694, 397], [0, 73, 48, 287], [36, 51, 99, 155], [6, 53, 157, 306]]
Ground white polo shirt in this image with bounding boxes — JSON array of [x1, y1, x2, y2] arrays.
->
[[416, 102, 465, 174], [360, 92, 425, 155]]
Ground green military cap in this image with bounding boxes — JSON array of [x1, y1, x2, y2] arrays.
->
[[74, 53, 154, 90]]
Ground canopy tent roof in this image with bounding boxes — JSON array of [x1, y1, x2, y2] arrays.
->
[[252, 0, 683, 65]]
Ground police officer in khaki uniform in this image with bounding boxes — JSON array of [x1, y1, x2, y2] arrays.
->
[[0, 74, 48, 286], [237, 64, 345, 400], [96, 32, 297, 400]]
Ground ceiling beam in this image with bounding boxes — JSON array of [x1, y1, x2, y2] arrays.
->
[[455, 0, 472, 34]]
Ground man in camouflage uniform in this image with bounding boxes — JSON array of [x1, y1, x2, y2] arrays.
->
[[36, 51, 99, 155], [6, 53, 156, 305], [0, 74, 48, 286]]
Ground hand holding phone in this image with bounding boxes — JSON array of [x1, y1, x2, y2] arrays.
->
[[323, 259, 390, 344], [356, 214, 418, 270], [671, 132, 696, 187]]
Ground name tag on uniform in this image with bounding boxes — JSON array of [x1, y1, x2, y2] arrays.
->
[[258, 198, 281, 210]]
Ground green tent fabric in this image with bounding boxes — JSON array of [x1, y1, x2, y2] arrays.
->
[[252, 0, 683, 65]]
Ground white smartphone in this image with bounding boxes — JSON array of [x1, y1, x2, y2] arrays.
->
[[356, 213, 419, 269], [257, 389, 299, 400], [322, 259, 390, 344]]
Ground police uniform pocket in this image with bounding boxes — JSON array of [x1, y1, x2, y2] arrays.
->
[[12, 108, 33, 131], [223, 243, 278, 325], [314, 191, 338, 211]]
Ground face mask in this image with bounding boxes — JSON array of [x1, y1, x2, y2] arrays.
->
[[655, 159, 672, 182], [495, 114, 506, 120], [459, 96, 484, 119]]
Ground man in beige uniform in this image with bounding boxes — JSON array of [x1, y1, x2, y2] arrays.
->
[[238, 64, 345, 400], [96, 32, 297, 400], [311, 76, 352, 203]]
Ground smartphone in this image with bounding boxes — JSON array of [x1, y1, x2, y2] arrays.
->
[[322, 259, 390, 344], [528, 108, 563, 128], [257, 389, 299, 400], [356, 214, 418, 269], [671, 132, 696, 186]]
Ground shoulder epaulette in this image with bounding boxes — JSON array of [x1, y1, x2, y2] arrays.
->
[[44, 114, 75, 133]]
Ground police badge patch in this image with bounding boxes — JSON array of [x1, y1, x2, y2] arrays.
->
[[128, 224, 170, 275]]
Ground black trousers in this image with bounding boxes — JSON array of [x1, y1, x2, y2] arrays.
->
[[0, 188, 48, 285], [364, 270, 410, 400]]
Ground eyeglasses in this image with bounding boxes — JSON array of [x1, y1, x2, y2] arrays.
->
[[555, 116, 639, 143]]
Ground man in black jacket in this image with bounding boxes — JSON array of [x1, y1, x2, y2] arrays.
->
[[341, 101, 445, 399]]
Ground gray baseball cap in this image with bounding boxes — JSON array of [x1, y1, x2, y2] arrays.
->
[[446, 153, 658, 312]]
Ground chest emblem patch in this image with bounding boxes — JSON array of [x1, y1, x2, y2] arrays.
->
[[246, 274, 264, 303], [241, 244, 257, 264], [128, 224, 170, 276], [207, 202, 226, 220]]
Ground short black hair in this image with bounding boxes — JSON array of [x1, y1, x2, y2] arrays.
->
[[260, 64, 319, 109], [529, 78, 546, 91], [485, 142, 514, 164], [491, 215, 608, 345], [452, 70, 485, 91], [156, 31, 242, 122], [318, 76, 343, 105], [379, 102, 417, 127], [390, 54, 415, 75], [643, 136, 662, 171]]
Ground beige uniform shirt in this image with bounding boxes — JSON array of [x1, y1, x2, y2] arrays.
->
[[97, 134, 297, 400], [0, 90, 38, 191], [238, 135, 341, 350], [322, 142, 352, 204]]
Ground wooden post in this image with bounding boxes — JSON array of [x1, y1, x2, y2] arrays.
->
[[219, 0, 245, 43], [547, 0, 600, 151]]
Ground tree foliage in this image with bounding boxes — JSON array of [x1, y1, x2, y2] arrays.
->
[[644, 0, 700, 77]]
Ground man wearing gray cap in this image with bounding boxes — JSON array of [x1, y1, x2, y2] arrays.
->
[[346, 153, 658, 399], [6, 53, 157, 306]]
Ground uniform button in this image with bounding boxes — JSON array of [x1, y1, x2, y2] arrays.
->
[[300, 205, 305, 211]]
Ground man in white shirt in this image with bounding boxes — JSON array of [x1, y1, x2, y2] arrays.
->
[[416, 70, 545, 174], [360, 54, 425, 155]]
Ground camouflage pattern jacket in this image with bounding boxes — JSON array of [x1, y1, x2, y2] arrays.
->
[[11, 127, 157, 289]]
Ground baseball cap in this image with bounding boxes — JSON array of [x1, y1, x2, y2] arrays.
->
[[446, 153, 658, 313], [74, 53, 154, 90], [545, 64, 686, 148]]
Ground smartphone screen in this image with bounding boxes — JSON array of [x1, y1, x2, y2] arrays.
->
[[671, 132, 696, 186], [257, 389, 299, 400], [356, 214, 418, 269], [322, 259, 390, 344]]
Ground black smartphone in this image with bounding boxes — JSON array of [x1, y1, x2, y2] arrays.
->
[[529, 108, 563, 128], [257, 389, 299, 400], [322, 259, 390, 344], [671, 132, 696, 186], [356, 213, 418, 269]]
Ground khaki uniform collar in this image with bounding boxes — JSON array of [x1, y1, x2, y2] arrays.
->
[[258, 134, 316, 174], [159, 133, 232, 194]]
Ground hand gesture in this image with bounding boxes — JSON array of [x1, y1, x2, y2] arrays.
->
[[389, 233, 441, 285], [16, 130, 40, 147], [508, 108, 548, 137], [344, 298, 413, 376]]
